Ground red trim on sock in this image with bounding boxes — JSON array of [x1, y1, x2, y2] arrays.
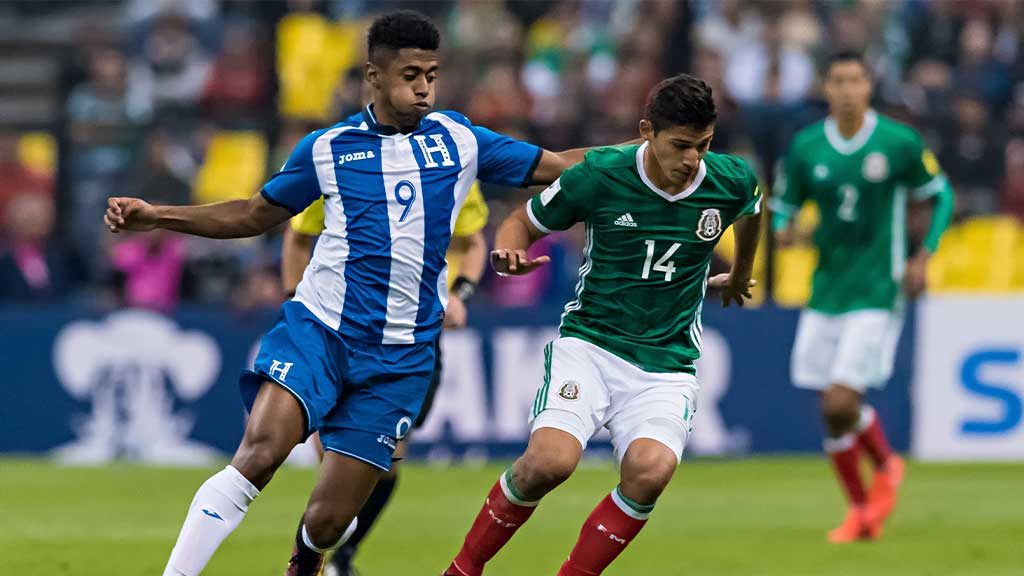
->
[[857, 411, 893, 469], [558, 494, 647, 576], [449, 478, 536, 576], [829, 442, 867, 505]]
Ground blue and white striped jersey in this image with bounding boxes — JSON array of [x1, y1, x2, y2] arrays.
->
[[262, 105, 541, 345]]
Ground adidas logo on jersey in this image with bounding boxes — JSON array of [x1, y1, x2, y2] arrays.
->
[[614, 213, 637, 227], [337, 150, 376, 165]]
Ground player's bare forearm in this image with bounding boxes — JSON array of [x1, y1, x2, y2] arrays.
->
[[491, 206, 550, 275], [531, 139, 642, 185], [282, 226, 316, 294], [155, 195, 292, 239], [731, 212, 762, 280], [450, 231, 488, 282]]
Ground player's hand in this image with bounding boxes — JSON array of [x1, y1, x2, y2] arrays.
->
[[104, 197, 159, 234], [490, 249, 550, 276], [444, 295, 467, 329], [904, 251, 930, 298], [708, 273, 756, 308]]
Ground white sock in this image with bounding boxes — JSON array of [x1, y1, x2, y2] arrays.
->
[[163, 466, 260, 576], [300, 518, 359, 554]]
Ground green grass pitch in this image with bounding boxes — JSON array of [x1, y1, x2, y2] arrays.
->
[[1, 457, 1021, 575]]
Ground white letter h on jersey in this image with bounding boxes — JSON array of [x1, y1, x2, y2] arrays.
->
[[269, 360, 293, 381], [413, 134, 455, 168]]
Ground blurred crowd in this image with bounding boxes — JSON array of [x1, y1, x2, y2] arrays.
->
[[0, 0, 1022, 310]]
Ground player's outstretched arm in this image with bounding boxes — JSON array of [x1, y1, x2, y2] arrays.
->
[[104, 193, 293, 240], [530, 140, 641, 185], [491, 205, 550, 276], [709, 212, 761, 307]]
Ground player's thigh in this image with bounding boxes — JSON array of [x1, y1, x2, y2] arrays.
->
[[529, 337, 611, 452], [304, 450, 384, 537], [231, 381, 308, 485], [319, 340, 435, 472], [791, 309, 844, 390], [607, 374, 698, 465], [832, 308, 904, 390]]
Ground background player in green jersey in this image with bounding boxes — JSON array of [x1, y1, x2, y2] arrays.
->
[[770, 52, 954, 543], [443, 74, 762, 576]]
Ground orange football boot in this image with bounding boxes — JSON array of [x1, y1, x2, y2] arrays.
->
[[827, 506, 878, 543], [866, 455, 906, 534]]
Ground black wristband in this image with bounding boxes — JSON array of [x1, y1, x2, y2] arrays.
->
[[451, 276, 477, 301]]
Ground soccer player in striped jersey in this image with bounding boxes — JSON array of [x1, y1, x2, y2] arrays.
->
[[281, 184, 489, 576], [105, 11, 594, 576], [770, 52, 953, 542], [444, 74, 762, 576]]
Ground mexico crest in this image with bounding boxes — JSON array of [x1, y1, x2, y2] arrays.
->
[[862, 152, 889, 182], [696, 208, 723, 241], [558, 381, 581, 400]]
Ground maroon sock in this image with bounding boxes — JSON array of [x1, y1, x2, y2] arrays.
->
[[558, 489, 649, 576], [855, 405, 893, 469], [448, 471, 537, 576], [825, 434, 867, 506]]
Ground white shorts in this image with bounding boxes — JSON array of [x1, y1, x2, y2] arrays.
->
[[791, 307, 904, 392], [529, 337, 699, 463]]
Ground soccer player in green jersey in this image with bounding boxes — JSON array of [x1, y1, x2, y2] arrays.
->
[[443, 74, 762, 576], [770, 52, 954, 543]]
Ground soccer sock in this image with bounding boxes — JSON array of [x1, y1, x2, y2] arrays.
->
[[290, 520, 358, 576], [449, 469, 539, 576], [854, 405, 893, 470], [330, 472, 398, 569], [163, 465, 260, 576], [825, 434, 867, 506], [558, 486, 653, 576]]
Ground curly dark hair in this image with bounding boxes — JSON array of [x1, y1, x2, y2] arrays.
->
[[644, 74, 717, 133], [826, 50, 868, 74], [367, 11, 441, 62]]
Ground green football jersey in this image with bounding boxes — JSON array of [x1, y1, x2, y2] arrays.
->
[[528, 144, 761, 374], [770, 110, 947, 313]]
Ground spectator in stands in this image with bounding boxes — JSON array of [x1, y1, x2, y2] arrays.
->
[[0, 194, 84, 302], [0, 131, 52, 242], [695, 0, 762, 60], [201, 19, 272, 126], [940, 91, 1007, 217], [127, 11, 212, 118], [955, 17, 1013, 112], [110, 230, 186, 312], [1000, 137, 1024, 222]]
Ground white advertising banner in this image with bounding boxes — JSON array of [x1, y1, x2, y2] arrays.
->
[[913, 296, 1024, 461]]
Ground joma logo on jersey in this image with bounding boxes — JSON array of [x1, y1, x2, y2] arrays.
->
[[696, 208, 723, 241], [337, 150, 375, 165], [413, 134, 456, 168]]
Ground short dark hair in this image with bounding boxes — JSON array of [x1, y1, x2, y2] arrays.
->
[[367, 11, 440, 62], [644, 74, 717, 133], [827, 51, 869, 73]]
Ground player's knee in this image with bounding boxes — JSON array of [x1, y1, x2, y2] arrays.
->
[[231, 434, 288, 489], [620, 444, 678, 503], [821, 387, 861, 432], [303, 501, 355, 550], [513, 450, 577, 498]]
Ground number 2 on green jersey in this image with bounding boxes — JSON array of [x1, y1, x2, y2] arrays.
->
[[642, 239, 682, 281], [838, 184, 858, 222]]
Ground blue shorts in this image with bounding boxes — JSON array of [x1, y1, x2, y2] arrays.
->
[[240, 301, 435, 471]]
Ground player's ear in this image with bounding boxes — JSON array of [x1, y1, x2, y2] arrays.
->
[[639, 119, 654, 141], [365, 62, 380, 90]]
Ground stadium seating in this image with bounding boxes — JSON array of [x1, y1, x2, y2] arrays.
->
[[929, 216, 1020, 293], [193, 131, 268, 205], [276, 13, 363, 120]]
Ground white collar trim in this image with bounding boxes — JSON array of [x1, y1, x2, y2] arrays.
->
[[824, 110, 878, 155], [635, 142, 706, 203]]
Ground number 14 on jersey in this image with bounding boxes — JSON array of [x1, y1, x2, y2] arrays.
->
[[642, 240, 682, 281]]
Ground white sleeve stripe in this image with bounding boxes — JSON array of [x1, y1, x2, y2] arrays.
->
[[912, 174, 946, 200], [751, 195, 763, 215], [525, 200, 552, 234]]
